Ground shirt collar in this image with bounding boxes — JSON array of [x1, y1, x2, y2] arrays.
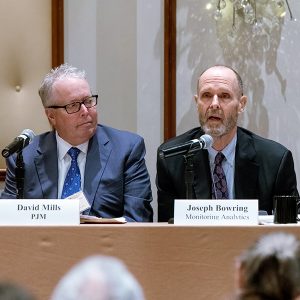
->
[[56, 132, 89, 161], [208, 133, 237, 166]]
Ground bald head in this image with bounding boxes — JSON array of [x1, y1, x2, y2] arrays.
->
[[194, 64, 247, 147], [197, 65, 243, 98]]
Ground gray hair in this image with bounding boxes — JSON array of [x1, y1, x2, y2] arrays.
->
[[39, 63, 86, 107], [236, 232, 300, 300], [50, 255, 145, 300]]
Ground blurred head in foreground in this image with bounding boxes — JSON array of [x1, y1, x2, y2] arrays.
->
[[234, 232, 300, 300], [50, 255, 145, 300]]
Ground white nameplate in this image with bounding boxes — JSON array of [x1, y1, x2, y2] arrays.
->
[[174, 199, 258, 225], [0, 199, 80, 225]]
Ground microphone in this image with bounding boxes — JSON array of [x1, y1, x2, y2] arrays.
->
[[159, 134, 213, 159], [2, 129, 35, 158]]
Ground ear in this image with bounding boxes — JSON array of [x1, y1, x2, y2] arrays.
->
[[194, 95, 202, 112], [238, 95, 247, 114], [194, 94, 198, 103], [45, 108, 56, 127]]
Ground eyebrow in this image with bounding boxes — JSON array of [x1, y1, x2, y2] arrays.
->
[[62, 95, 92, 104], [200, 87, 233, 94]]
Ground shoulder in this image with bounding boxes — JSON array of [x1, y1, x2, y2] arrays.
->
[[23, 131, 56, 152], [237, 127, 290, 155], [158, 127, 203, 150], [96, 124, 144, 145]]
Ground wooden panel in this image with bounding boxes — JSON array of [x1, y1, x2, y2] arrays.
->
[[0, 170, 5, 181], [0, 224, 299, 300], [164, 0, 176, 141], [52, 0, 64, 68]]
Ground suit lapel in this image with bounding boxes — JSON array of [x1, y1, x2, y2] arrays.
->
[[84, 127, 112, 208], [193, 128, 260, 200], [234, 128, 259, 199], [35, 132, 58, 198]]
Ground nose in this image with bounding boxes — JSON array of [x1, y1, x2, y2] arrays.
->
[[210, 95, 220, 109], [79, 102, 89, 116]]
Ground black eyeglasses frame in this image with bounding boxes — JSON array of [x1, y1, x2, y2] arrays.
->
[[47, 95, 98, 114]]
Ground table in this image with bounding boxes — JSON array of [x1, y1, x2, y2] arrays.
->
[[0, 224, 299, 300]]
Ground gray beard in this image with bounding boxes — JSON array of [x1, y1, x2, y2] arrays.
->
[[200, 113, 238, 138], [202, 123, 226, 137]]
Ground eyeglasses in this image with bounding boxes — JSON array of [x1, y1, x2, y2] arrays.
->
[[47, 95, 98, 114]]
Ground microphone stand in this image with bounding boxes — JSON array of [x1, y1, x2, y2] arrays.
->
[[183, 151, 196, 199], [168, 151, 196, 224], [15, 151, 25, 199]]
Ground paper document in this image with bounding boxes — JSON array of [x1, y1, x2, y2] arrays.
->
[[66, 191, 91, 212], [80, 215, 127, 224]]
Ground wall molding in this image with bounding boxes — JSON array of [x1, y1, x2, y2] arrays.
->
[[52, 0, 64, 68], [164, 0, 176, 141]]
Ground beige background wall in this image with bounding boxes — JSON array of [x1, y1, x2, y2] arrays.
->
[[0, 0, 52, 169], [64, 0, 163, 220]]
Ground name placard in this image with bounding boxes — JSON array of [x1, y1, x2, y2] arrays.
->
[[174, 199, 258, 225], [0, 199, 80, 225]]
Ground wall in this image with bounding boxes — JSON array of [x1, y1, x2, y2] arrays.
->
[[64, 0, 163, 220], [0, 0, 52, 169]]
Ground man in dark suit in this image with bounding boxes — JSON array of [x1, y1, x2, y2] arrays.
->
[[156, 65, 298, 222], [1, 64, 153, 222]]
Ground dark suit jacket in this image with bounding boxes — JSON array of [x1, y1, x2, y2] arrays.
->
[[1, 124, 153, 222], [156, 127, 298, 222]]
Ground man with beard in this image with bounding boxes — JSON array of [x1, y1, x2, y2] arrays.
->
[[156, 65, 298, 222]]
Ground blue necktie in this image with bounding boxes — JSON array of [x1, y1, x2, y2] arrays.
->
[[61, 147, 81, 199], [212, 152, 229, 199]]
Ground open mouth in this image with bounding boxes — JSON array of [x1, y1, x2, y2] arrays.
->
[[208, 116, 222, 121]]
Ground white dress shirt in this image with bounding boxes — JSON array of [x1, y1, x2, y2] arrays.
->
[[56, 132, 88, 198]]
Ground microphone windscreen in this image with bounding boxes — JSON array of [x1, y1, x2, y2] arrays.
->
[[201, 134, 213, 149], [21, 129, 35, 141]]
